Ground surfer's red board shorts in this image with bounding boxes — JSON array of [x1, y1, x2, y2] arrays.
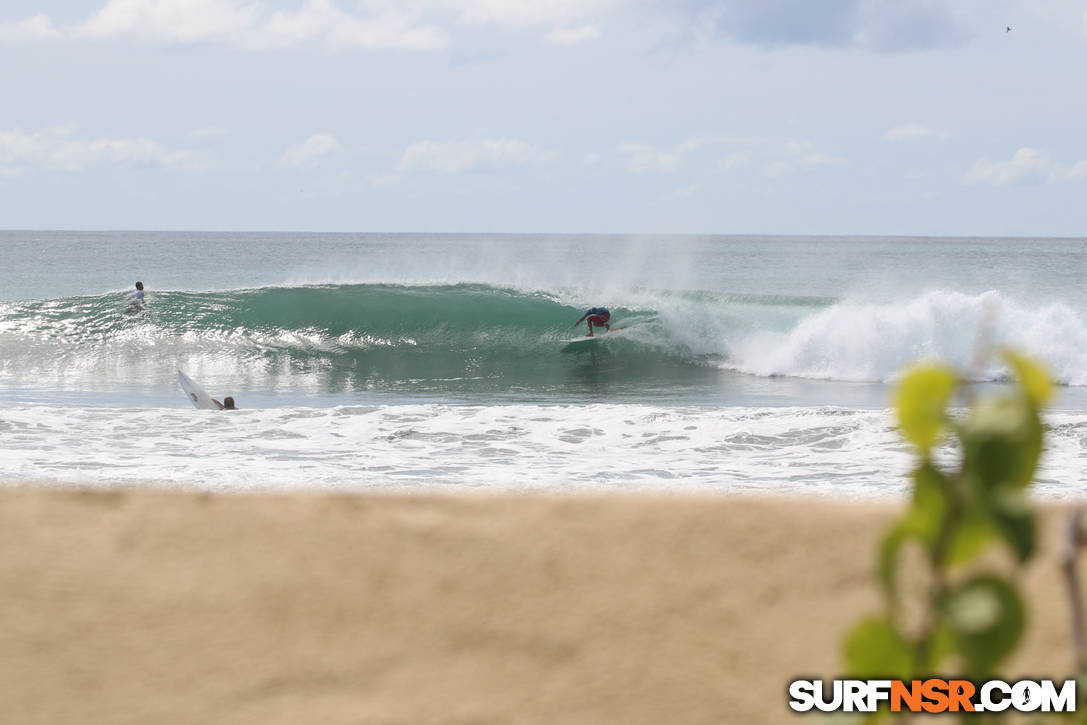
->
[[588, 314, 610, 326]]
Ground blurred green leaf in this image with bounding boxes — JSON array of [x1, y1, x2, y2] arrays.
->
[[917, 622, 955, 673], [881, 465, 949, 598], [848, 351, 1049, 697], [944, 511, 997, 565], [821, 713, 884, 725], [1076, 674, 1087, 725], [940, 576, 1024, 677], [895, 364, 957, 454], [986, 488, 1036, 562], [879, 524, 909, 601], [844, 616, 913, 680], [910, 463, 949, 545], [960, 396, 1043, 490], [1001, 349, 1053, 407]]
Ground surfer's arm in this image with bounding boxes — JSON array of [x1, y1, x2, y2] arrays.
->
[[211, 398, 226, 410], [575, 313, 587, 326]]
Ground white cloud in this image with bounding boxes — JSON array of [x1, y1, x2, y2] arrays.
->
[[617, 136, 842, 177], [798, 152, 847, 167], [396, 138, 555, 173], [280, 133, 340, 166], [3, 0, 448, 51], [78, 0, 259, 43], [611, 134, 849, 181], [582, 153, 601, 166], [545, 25, 600, 45], [666, 183, 699, 199], [1067, 160, 1087, 181], [0, 14, 61, 43], [718, 153, 748, 171], [361, 172, 403, 189], [0, 0, 622, 50], [621, 145, 680, 173], [52, 138, 192, 171], [254, 0, 446, 51], [187, 126, 229, 141], [884, 123, 950, 141], [448, 0, 615, 28], [619, 138, 706, 173], [0, 128, 194, 172], [783, 139, 813, 156], [763, 160, 792, 178], [761, 140, 846, 177], [965, 147, 1087, 186], [0, 130, 51, 164]]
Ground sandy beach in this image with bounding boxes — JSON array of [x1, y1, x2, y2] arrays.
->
[[0, 489, 1076, 724]]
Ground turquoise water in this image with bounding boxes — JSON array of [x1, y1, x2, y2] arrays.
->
[[1, 232, 1085, 494]]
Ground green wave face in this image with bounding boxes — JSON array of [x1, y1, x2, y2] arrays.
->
[[0, 284, 755, 397]]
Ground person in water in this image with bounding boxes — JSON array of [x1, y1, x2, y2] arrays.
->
[[212, 396, 236, 410], [575, 307, 611, 337], [127, 281, 145, 311]]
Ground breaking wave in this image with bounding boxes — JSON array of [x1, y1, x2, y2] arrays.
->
[[0, 284, 1083, 395]]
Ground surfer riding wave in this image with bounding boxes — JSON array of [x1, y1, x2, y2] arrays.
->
[[575, 307, 611, 337]]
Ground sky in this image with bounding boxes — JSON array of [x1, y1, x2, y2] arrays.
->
[[1, 0, 1085, 235]]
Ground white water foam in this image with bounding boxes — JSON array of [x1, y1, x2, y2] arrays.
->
[[2, 404, 1085, 498], [725, 290, 1087, 385]]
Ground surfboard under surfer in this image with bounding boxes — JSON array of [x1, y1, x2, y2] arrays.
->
[[575, 307, 611, 337]]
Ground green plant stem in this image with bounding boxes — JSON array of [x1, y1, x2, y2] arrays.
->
[[914, 474, 962, 674]]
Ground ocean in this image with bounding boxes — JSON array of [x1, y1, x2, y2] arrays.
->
[[1, 231, 1085, 496]]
